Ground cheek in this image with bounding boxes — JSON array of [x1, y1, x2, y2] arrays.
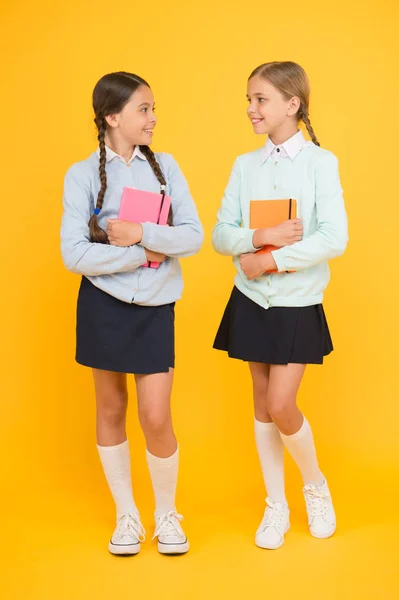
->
[[264, 106, 284, 124], [275, 103, 289, 122], [130, 115, 147, 135], [119, 112, 138, 134], [257, 106, 270, 122]]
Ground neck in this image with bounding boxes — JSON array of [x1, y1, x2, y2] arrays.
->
[[268, 123, 300, 146], [104, 132, 135, 162]]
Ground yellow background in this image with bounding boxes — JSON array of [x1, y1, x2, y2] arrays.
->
[[1, 0, 398, 598]]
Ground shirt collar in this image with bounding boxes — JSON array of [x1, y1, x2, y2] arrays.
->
[[261, 130, 308, 163], [96, 145, 147, 163]]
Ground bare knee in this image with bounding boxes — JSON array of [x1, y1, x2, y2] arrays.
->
[[97, 389, 127, 427], [139, 407, 172, 439], [266, 393, 296, 426]]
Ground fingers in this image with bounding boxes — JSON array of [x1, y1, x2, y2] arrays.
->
[[107, 219, 121, 234]]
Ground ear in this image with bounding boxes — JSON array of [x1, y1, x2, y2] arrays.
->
[[104, 113, 119, 129], [287, 96, 300, 117]]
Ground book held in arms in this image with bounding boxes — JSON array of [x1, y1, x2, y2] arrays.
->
[[249, 199, 297, 274], [119, 187, 171, 269]]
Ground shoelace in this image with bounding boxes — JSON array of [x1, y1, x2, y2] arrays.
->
[[152, 511, 185, 541], [116, 513, 146, 542], [304, 485, 330, 518], [259, 498, 286, 532]]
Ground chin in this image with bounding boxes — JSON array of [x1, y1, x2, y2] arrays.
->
[[253, 126, 269, 136]]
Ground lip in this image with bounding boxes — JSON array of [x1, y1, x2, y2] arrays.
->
[[144, 129, 154, 135], [251, 118, 264, 125]]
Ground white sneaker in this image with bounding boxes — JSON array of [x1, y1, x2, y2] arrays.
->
[[108, 512, 146, 555], [152, 510, 189, 554], [255, 498, 290, 550], [303, 479, 336, 539]]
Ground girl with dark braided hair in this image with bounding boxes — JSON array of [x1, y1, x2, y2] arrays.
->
[[213, 61, 348, 549], [61, 72, 203, 556]]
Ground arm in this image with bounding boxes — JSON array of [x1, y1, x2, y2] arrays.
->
[[271, 153, 349, 272], [60, 165, 147, 276], [139, 157, 204, 258], [212, 159, 258, 256]]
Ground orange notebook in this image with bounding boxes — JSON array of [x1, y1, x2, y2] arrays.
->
[[249, 199, 297, 273]]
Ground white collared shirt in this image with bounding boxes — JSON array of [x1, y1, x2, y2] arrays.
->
[[96, 145, 147, 164], [261, 130, 312, 164]]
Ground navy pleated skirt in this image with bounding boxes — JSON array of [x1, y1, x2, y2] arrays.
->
[[76, 277, 175, 374], [213, 287, 333, 365]]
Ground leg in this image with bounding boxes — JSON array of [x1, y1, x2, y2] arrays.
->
[[267, 364, 335, 539], [93, 369, 128, 447], [249, 362, 287, 504], [267, 364, 323, 485], [249, 361, 273, 423], [266, 364, 305, 435], [249, 362, 289, 550], [135, 368, 178, 515], [135, 368, 188, 554], [135, 368, 177, 458], [93, 369, 139, 520]]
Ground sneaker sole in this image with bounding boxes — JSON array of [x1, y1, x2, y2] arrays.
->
[[255, 522, 290, 550], [108, 541, 141, 555], [310, 524, 336, 539], [158, 540, 189, 555]]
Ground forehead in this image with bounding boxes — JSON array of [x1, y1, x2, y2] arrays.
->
[[247, 76, 280, 97], [126, 85, 154, 107]]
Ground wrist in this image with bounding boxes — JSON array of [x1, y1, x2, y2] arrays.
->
[[134, 223, 143, 244], [260, 252, 277, 273], [253, 228, 270, 248]]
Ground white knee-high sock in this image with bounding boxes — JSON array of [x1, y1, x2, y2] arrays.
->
[[279, 417, 324, 486], [254, 419, 287, 505], [97, 439, 139, 520], [146, 447, 179, 517]]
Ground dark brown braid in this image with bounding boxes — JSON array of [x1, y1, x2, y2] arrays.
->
[[249, 61, 320, 146], [89, 117, 109, 243], [299, 107, 320, 147], [139, 145, 173, 226]]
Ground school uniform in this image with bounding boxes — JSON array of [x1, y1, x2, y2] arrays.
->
[[61, 145, 204, 374], [212, 130, 348, 365]]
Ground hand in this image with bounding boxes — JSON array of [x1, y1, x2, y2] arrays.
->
[[145, 249, 167, 263], [239, 252, 277, 280], [107, 219, 143, 246], [253, 219, 303, 248]]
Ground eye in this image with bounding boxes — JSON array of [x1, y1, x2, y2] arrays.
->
[[258, 98, 266, 103]]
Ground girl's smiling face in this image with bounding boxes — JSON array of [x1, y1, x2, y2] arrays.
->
[[247, 75, 299, 136], [105, 85, 157, 146]]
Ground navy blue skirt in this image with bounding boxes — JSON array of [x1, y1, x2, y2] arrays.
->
[[213, 287, 333, 365], [76, 277, 175, 374]]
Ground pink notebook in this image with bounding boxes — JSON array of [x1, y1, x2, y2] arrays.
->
[[119, 187, 171, 269]]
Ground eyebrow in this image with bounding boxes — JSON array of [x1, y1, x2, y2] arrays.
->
[[246, 93, 266, 98], [138, 102, 154, 107]]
